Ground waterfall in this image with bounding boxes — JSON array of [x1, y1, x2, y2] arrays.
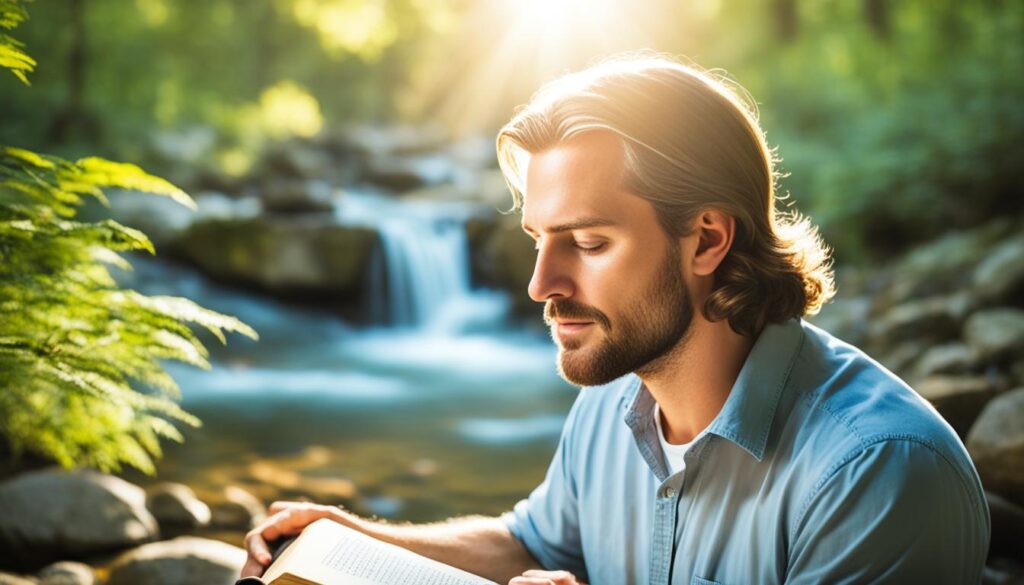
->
[[336, 190, 508, 334]]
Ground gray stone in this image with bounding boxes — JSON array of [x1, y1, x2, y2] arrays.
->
[[106, 537, 245, 585], [466, 213, 536, 316], [363, 154, 452, 191], [261, 179, 335, 215], [968, 387, 1024, 503], [987, 491, 1024, 560], [0, 469, 158, 570], [868, 296, 959, 350], [808, 296, 871, 347], [964, 308, 1024, 362], [877, 341, 929, 379], [0, 572, 36, 585], [210, 486, 265, 530], [178, 217, 379, 299], [880, 219, 1014, 307], [104, 188, 196, 249], [264, 142, 333, 179], [1013, 361, 1024, 386], [974, 233, 1024, 306], [913, 342, 981, 378], [36, 561, 93, 585], [915, 375, 998, 437], [146, 483, 211, 529]]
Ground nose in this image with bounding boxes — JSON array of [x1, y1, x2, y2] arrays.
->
[[527, 242, 574, 302]]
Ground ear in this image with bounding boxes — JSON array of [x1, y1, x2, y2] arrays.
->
[[691, 210, 735, 277]]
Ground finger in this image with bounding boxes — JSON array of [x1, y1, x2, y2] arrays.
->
[[243, 528, 273, 566], [267, 500, 307, 514], [262, 507, 321, 542], [521, 570, 578, 584], [239, 555, 266, 578]]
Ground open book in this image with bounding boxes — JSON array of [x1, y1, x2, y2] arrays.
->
[[252, 518, 499, 585]]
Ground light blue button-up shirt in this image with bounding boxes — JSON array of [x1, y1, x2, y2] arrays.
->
[[502, 319, 990, 584]]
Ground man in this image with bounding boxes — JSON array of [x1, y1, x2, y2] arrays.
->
[[241, 55, 990, 584]]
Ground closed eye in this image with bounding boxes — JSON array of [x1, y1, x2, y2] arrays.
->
[[574, 241, 607, 254]]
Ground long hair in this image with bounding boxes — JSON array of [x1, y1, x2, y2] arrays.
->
[[496, 53, 835, 337]]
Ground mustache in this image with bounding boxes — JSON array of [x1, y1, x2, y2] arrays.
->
[[544, 300, 612, 331]]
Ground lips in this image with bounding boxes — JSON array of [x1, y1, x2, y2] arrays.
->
[[555, 321, 594, 335]]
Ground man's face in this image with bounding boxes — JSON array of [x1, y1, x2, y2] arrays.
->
[[521, 132, 695, 386]]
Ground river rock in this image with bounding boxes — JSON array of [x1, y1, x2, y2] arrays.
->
[[362, 154, 453, 191], [915, 375, 998, 437], [809, 296, 871, 347], [973, 233, 1024, 306], [912, 342, 981, 378], [878, 219, 1014, 308], [988, 491, 1024, 560], [104, 188, 197, 249], [964, 308, 1024, 362], [0, 572, 36, 585], [178, 217, 378, 300], [0, 469, 158, 570], [36, 561, 94, 585], [877, 340, 928, 379], [263, 141, 333, 179], [476, 215, 536, 315], [210, 486, 265, 530], [260, 178, 335, 214], [106, 537, 245, 585], [967, 387, 1024, 503], [867, 296, 960, 350], [146, 483, 211, 528]]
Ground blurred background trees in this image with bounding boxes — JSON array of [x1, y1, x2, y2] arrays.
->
[[2, 0, 1021, 262]]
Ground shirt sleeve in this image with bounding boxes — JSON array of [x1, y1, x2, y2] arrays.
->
[[785, 438, 990, 584], [501, 395, 588, 580]]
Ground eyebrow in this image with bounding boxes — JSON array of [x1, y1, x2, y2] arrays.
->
[[521, 217, 618, 235]]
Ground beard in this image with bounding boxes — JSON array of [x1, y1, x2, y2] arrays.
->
[[544, 241, 694, 386]]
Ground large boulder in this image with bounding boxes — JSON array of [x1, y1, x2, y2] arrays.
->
[[177, 217, 379, 301], [963, 308, 1024, 363], [36, 561, 94, 585], [987, 491, 1024, 560], [867, 294, 968, 352], [145, 483, 211, 529], [915, 375, 999, 437], [0, 469, 158, 570], [973, 233, 1024, 307], [912, 342, 982, 378], [0, 572, 36, 585], [465, 213, 536, 316], [968, 387, 1024, 503], [210, 486, 265, 530], [106, 537, 245, 585], [260, 178, 335, 215], [875, 219, 1015, 309]]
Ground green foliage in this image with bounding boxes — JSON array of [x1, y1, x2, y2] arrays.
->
[[0, 0, 34, 84], [0, 0, 257, 474]]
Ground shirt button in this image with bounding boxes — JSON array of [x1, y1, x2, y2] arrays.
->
[[663, 487, 676, 498]]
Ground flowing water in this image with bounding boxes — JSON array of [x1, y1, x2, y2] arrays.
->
[[119, 190, 577, 527]]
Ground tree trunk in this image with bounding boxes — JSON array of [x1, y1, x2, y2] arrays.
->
[[865, 0, 890, 39], [775, 0, 798, 43]]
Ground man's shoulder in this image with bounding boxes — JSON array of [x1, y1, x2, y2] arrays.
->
[[789, 320, 976, 477]]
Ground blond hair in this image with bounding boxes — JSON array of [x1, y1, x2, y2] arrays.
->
[[496, 53, 835, 336]]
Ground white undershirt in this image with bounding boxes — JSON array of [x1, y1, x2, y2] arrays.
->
[[654, 402, 703, 476]]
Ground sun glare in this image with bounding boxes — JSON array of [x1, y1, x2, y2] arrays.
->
[[414, 0, 662, 134]]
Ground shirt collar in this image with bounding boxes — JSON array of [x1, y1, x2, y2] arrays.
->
[[624, 318, 805, 464]]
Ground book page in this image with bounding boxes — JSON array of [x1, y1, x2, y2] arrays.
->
[[266, 519, 498, 585]]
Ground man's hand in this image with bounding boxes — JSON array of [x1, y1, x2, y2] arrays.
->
[[509, 570, 587, 585], [240, 501, 339, 578]]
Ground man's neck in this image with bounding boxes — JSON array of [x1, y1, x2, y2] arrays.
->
[[638, 314, 755, 445]]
